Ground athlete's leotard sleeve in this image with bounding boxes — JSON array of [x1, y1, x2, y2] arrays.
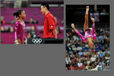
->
[[92, 22, 96, 40], [15, 21, 19, 41], [74, 28, 86, 42], [14, 21, 22, 41]]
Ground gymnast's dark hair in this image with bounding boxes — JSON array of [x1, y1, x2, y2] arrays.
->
[[13, 10, 23, 17], [41, 3, 50, 10]]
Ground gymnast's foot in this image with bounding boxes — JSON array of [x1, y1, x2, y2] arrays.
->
[[86, 6, 89, 14]]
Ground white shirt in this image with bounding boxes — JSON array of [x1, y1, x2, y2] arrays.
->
[[65, 57, 71, 64], [77, 62, 83, 67]]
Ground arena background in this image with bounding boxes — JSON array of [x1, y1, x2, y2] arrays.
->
[[0, 0, 64, 44], [0, 0, 114, 76]]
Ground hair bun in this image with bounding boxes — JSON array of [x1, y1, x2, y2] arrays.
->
[[13, 10, 23, 17], [13, 12, 18, 17]]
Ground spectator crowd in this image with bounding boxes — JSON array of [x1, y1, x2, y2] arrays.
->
[[65, 27, 110, 71]]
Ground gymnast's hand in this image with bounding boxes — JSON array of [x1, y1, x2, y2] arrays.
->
[[91, 18, 95, 23], [15, 39, 21, 44], [24, 39, 27, 44], [15, 39, 22, 44], [71, 23, 76, 29]]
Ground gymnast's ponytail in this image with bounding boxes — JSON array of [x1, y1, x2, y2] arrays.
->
[[13, 10, 23, 17]]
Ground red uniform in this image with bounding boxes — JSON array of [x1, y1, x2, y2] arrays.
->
[[43, 12, 56, 38]]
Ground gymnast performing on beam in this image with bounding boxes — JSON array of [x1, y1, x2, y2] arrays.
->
[[71, 6, 96, 49]]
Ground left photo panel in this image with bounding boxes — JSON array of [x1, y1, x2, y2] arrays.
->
[[0, 0, 64, 44]]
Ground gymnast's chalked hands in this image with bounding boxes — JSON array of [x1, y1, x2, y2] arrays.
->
[[15, 40, 19, 44], [71, 23, 75, 29], [91, 18, 95, 23]]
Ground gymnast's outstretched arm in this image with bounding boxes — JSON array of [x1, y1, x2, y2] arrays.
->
[[71, 23, 86, 42], [91, 18, 96, 40]]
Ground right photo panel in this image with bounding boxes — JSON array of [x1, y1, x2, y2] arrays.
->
[[65, 5, 110, 71]]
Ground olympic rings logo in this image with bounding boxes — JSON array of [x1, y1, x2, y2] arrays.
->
[[32, 38, 42, 44]]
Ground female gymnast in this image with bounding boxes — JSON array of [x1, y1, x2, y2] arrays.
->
[[13, 10, 26, 44], [71, 6, 96, 48]]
